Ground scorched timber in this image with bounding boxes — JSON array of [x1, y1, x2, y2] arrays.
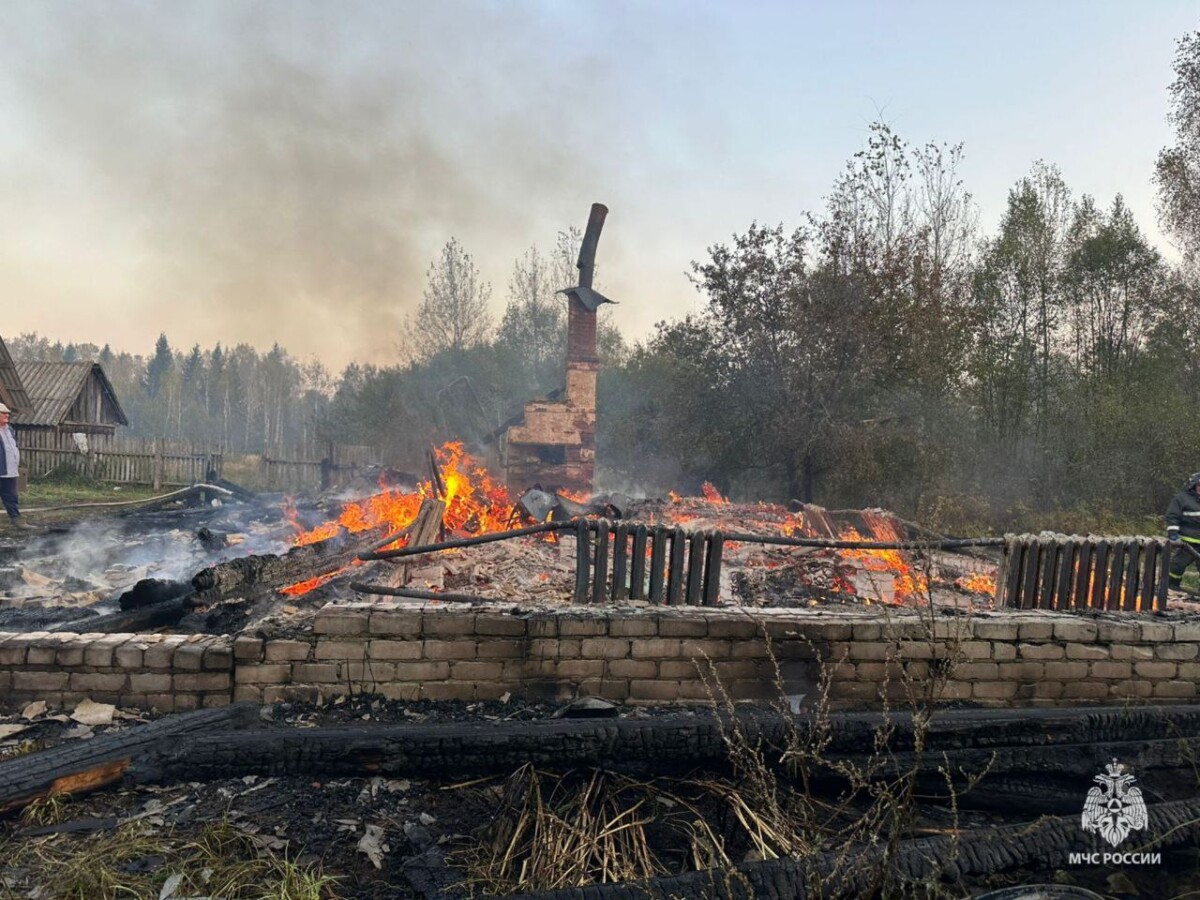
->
[[144, 705, 1200, 782], [49, 595, 197, 634], [191, 525, 388, 601], [0, 705, 256, 815]]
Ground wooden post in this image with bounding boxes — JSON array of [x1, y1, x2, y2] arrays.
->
[[152, 438, 164, 491]]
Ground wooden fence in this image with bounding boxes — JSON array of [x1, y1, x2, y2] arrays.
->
[[17, 432, 381, 493], [254, 444, 382, 492], [17, 434, 223, 489]]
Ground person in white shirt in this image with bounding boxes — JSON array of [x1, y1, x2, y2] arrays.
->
[[0, 403, 29, 528]]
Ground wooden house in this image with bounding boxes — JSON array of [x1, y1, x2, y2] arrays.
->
[[0, 336, 31, 414], [11, 362, 129, 448]]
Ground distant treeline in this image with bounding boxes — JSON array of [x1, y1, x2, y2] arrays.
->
[[13, 34, 1200, 532]]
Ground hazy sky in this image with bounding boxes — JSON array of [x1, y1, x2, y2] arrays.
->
[[1, 1, 1196, 370]]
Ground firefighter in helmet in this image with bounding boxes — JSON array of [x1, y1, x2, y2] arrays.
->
[[1166, 472, 1200, 595]]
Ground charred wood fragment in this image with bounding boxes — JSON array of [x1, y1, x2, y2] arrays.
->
[[118, 578, 193, 611], [49, 595, 196, 634], [191, 525, 386, 601], [0, 705, 256, 815]]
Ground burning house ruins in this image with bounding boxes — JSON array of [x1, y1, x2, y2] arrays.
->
[[3, 206, 1200, 899]]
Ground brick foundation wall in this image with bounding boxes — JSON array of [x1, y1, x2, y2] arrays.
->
[[3, 606, 1199, 711], [0, 632, 233, 712]]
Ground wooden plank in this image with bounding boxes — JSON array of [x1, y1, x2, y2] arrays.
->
[[995, 537, 1020, 609], [702, 532, 723, 607], [667, 527, 686, 606], [685, 531, 706, 606], [1054, 541, 1076, 611], [573, 519, 591, 604], [1156, 539, 1173, 611], [591, 520, 610, 606], [1020, 539, 1041, 609], [1090, 543, 1110, 609], [1036, 542, 1056, 614], [611, 523, 629, 602], [1123, 539, 1143, 612], [629, 525, 648, 601], [1106, 543, 1127, 611], [648, 527, 667, 604], [1072, 539, 1094, 610], [1140, 540, 1159, 613]]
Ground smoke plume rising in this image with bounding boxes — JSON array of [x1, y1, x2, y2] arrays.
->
[[0, 2, 622, 366]]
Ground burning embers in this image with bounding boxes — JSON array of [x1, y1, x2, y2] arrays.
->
[[277, 446, 996, 607], [286, 442, 515, 548], [279, 443, 519, 597]]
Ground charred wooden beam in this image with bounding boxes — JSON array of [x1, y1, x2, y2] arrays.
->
[[191, 525, 386, 601], [49, 595, 196, 634], [143, 705, 1200, 783], [0, 705, 256, 815]]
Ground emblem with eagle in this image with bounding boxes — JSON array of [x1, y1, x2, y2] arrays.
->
[[1081, 759, 1148, 847]]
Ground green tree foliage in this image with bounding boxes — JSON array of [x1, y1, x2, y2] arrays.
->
[[1156, 31, 1200, 269], [404, 238, 493, 361], [496, 243, 568, 395]]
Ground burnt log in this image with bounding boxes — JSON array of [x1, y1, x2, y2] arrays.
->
[[143, 706, 1200, 783], [49, 596, 197, 634], [50, 577, 196, 635], [819, 703, 1200, 754], [118, 578, 193, 611], [191, 525, 387, 601], [0, 705, 256, 815], [843, 734, 1200, 785], [146, 713, 747, 782]]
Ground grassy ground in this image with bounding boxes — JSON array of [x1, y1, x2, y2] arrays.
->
[[220, 454, 267, 491], [14, 476, 170, 527]]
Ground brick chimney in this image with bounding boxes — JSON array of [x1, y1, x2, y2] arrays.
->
[[503, 204, 609, 494]]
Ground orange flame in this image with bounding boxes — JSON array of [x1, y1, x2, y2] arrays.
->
[[837, 527, 928, 603], [280, 569, 347, 597], [701, 482, 729, 504], [281, 442, 516, 595], [955, 573, 997, 595], [287, 442, 514, 548]]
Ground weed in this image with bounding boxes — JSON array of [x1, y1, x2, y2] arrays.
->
[[0, 819, 340, 900], [19, 793, 71, 828]]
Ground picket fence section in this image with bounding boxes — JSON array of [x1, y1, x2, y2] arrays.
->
[[16, 432, 381, 493], [17, 434, 223, 489], [256, 444, 382, 492]]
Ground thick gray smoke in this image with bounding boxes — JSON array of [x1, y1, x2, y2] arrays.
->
[[0, 2, 621, 365]]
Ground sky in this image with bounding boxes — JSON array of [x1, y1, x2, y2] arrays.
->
[[1, 0, 1196, 370]]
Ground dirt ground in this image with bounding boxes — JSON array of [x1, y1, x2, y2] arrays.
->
[[4, 696, 1200, 899]]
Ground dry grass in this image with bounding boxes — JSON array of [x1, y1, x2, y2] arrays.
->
[[0, 819, 340, 900], [19, 793, 71, 828], [451, 766, 663, 895]]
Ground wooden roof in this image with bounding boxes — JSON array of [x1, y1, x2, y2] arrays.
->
[[12, 361, 129, 428], [0, 336, 32, 413]]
